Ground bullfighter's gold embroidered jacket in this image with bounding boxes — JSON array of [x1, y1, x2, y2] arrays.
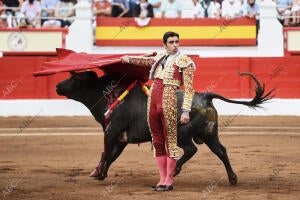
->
[[128, 52, 195, 111]]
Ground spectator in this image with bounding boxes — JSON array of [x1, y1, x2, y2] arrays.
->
[[192, 0, 199, 10], [0, 15, 8, 28], [276, 0, 292, 26], [3, 0, 23, 15], [54, 0, 74, 27], [221, 0, 243, 19], [43, 0, 74, 28], [135, 0, 154, 18], [209, 0, 221, 18], [290, 0, 300, 25], [111, 0, 130, 17], [19, 0, 42, 28], [3, 0, 23, 27], [194, 0, 210, 18], [148, 0, 161, 17], [240, 0, 248, 8], [216, 0, 223, 6], [243, 0, 259, 20], [161, 0, 181, 18], [0, 0, 5, 26], [0, 0, 4, 15], [129, 0, 140, 17], [243, 0, 260, 37], [193, 0, 221, 18], [192, 0, 198, 6], [92, 0, 111, 18], [41, 0, 59, 26], [134, 0, 154, 26]]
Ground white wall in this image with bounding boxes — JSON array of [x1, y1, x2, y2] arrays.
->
[[0, 99, 299, 116], [66, 0, 93, 53]]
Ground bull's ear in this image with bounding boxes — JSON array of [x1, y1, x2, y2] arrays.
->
[[70, 71, 76, 76]]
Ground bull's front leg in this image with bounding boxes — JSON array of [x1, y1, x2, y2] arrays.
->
[[98, 142, 127, 180], [89, 131, 109, 179], [90, 123, 127, 180], [89, 151, 106, 179]]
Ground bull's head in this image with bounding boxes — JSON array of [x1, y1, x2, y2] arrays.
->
[[56, 70, 99, 101]]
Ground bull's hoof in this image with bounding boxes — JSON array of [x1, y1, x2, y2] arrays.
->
[[89, 167, 100, 177], [97, 174, 107, 181], [173, 166, 181, 177], [229, 173, 238, 185]]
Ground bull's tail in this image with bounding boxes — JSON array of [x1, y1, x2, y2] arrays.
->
[[204, 72, 275, 108]]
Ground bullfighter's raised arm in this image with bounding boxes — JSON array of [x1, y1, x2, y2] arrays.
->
[[121, 54, 156, 68]]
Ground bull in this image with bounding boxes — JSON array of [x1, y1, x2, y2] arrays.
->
[[56, 70, 273, 185]]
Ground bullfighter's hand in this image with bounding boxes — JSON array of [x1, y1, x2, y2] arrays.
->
[[121, 56, 129, 63], [180, 111, 190, 124]]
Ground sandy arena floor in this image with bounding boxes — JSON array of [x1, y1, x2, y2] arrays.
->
[[0, 116, 299, 200]]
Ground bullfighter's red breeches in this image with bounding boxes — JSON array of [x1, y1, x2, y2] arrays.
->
[[148, 79, 178, 158]]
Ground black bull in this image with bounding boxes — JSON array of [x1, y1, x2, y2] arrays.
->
[[56, 71, 273, 185]]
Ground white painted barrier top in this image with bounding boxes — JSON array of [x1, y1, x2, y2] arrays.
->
[[66, 0, 93, 53]]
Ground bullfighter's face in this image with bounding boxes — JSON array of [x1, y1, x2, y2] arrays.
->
[[164, 36, 179, 55]]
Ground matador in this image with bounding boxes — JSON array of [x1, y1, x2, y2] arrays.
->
[[121, 31, 196, 191]]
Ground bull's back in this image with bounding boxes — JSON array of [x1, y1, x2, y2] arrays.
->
[[176, 90, 212, 110]]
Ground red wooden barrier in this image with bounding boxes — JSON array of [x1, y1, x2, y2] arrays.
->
[[0, 55, 299, 99]]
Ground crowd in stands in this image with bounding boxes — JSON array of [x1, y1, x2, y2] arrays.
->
[[91, 0, 299, 26], [90, 0, 260, 28], [0, 0, 299, 28], [0, 0, 76, 28], [276, 0, 300, 26]]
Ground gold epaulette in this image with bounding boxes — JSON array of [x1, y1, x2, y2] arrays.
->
[[176, 54, 195, 69]]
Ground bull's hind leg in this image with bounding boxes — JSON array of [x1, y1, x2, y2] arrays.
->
[[174, 138, 197, 177], [205, 135, 238, 185]]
